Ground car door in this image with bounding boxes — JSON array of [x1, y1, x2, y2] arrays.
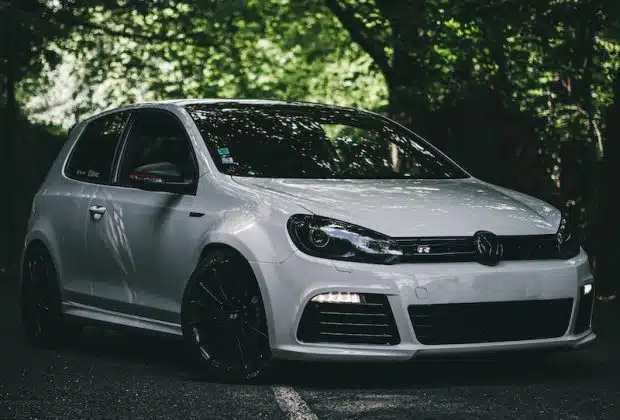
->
[[59, 112, 129, 302], [85, 108, 206, 323]]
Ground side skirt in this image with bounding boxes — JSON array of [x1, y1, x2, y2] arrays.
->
[[62, 301, 183, 336]]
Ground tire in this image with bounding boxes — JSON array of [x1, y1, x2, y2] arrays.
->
[[20, 243, 77, 347], [181, 247, 273, 382]]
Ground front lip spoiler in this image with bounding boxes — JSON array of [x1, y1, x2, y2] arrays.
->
[[570, 331, 597, 348], [410, 331, 597, 360]]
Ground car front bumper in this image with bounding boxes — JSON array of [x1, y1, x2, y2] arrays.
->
[[251, 249, 595, 362]]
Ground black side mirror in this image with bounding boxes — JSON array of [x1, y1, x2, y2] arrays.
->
[[128, 162, 195, 194]]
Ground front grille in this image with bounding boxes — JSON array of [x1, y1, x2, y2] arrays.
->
[[297, 294, 400, 345], [501, 235, 560, 260], [408, 299, 573, 345], [395, 234, 561, 263], [396, 237, 476, 263], [574, 286, 595, 334]]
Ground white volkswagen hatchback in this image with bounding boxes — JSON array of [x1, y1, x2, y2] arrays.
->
[[21, 99, 595, 381]]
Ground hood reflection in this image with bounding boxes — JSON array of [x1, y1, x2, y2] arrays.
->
[[231, 177, 559, 237]]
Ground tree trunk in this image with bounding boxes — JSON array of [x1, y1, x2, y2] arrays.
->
[[593, 72, 620, 296], [386, 77, 425, 130], [1, 0, 17, 269]]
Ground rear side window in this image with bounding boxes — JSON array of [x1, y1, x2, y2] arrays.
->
[[65, 112, 128, 182]]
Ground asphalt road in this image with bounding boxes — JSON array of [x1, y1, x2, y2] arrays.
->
[[1, 273, 620, 420]]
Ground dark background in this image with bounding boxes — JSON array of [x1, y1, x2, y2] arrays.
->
[[1, 1, 619, 295], [1, 2, 620, 418]]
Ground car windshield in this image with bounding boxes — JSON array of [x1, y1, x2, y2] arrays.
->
[[184, 103, 469, 180]]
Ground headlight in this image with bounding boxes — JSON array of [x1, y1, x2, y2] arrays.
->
[[556, 214, 580, 259], [287, 214, 403, 264]]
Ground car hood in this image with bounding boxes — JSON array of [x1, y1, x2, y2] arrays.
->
[[230, 176, 561, 237]]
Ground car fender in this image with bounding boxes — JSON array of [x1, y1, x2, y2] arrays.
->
[[189, 212, 296, 337], [22, 219, 64, 289], [192, 210, 296, 266]]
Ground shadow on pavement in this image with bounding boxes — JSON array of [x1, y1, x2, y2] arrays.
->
[[274, 350, 604, 390], [55, 326, 197, 377]]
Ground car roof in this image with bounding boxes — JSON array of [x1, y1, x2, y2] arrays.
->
[[80, 99, 379, 125], [136, 98, 353, 108]]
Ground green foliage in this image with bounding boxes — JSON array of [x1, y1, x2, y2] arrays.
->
[[1, 0, 619, 274], [20, 0, 388, 128], [8, 0, 620, 231]]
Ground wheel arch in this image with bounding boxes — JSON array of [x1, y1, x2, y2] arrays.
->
[[189, 240, 279, 346], [21, 227, 63, 288]]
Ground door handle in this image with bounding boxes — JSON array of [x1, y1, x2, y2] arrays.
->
[[88, 205, 106, 220]]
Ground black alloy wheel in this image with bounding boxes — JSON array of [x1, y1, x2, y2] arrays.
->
[[20, 244, 71, 346], [181, 248, 272, 382]]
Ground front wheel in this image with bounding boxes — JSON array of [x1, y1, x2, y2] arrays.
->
[[181, 248, 273, 382]]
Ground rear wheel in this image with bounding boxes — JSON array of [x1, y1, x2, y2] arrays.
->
[[21, 244, 75, 347], [181, 248, 273, 382]]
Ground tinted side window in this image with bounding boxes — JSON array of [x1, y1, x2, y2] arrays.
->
[[118, 111, 197, 185], [66, 112, 128, 182]]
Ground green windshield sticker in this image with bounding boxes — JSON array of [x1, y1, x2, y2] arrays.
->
[[217, 147, 230, 156]]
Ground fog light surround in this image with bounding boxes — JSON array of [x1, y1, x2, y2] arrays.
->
[[574, 283, 595, 334], [311, 292, 364, 304]]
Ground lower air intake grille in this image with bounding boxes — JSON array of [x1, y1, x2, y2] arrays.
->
[[408, 299, 573, 345], [297, 294, 400, 345]]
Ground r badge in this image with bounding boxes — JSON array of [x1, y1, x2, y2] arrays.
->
[[416, 245, 431, 254]]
